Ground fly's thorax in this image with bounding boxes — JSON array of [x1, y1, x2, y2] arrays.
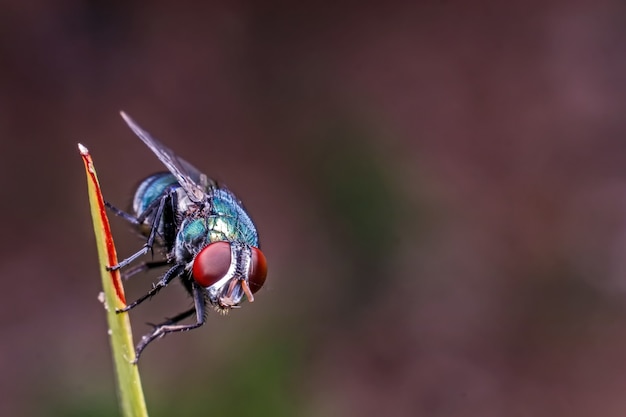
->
[[174, 217, 210, 262], [210, 189, 260, 247], [173, 213, 244, 263]]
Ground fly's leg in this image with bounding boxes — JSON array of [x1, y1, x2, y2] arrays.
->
[[121, 260, 170, 280], [146, 307, 196, 328], [117, 263, 185, 313], [107, 192, 170, 271], [132, 284, 206, 363], [105, 202, 140, 225]]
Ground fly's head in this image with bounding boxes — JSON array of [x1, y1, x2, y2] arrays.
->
[[191, 240, 267, 313]]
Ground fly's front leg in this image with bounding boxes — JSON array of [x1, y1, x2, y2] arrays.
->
[[116, 263, 185, 313], [132, 283, 207, 363]]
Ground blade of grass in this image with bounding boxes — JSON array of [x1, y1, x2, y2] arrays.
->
[[78, 143, 149, 417]]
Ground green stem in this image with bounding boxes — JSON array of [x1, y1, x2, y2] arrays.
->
[[79, 143, 149, 417]]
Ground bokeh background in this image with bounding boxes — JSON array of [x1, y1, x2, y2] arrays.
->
[[3, 1, 626, 416]]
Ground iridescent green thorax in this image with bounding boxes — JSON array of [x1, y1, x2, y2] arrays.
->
[[175, 188, 259, 262], [208, 188, 258, 245]]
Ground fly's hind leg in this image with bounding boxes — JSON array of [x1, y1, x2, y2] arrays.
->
[[145, 307, 195, 329], [105, 201, 140, 225], [121, 260, 170, 280]]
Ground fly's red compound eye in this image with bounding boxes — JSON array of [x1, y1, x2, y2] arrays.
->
[[249, 247, 267, 294], [192, 241, 231, 288]]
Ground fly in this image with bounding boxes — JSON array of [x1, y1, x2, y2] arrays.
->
[[106, 112, 267, 363]]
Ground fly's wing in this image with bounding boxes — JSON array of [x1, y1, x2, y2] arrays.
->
[[120, 111, 213, 203]]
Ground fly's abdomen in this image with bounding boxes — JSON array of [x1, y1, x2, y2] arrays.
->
[[132, 172, 181, 244], [132, 172, 179, 218]]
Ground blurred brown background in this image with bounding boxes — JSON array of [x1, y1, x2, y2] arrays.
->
[[3, 1, 626, 416]]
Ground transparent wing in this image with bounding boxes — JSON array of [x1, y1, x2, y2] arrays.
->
[[120, 111, 212, 203]]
